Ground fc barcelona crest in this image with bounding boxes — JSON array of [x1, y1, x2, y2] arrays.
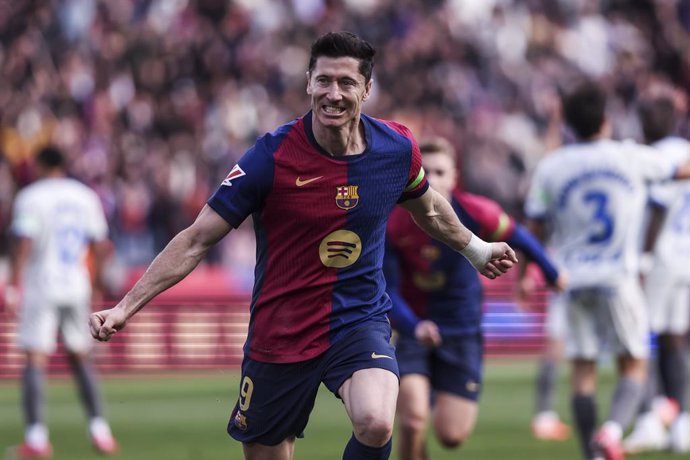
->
[[336, 185, 359, 210]]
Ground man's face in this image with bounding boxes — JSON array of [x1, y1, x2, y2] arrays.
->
[[422, 152, 457, 199], [306, 56, 371, 129]]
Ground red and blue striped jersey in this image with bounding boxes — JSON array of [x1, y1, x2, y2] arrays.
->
[[385, 190, 559, 336], [208, 111, 428, 363]]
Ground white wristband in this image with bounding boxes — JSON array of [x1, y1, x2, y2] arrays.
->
[[459, 234, 492, 270]]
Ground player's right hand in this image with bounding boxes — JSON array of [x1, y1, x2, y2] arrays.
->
[[89, 307, 128, 342]]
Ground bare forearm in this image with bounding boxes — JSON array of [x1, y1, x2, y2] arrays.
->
[[9, 237, 31, 287], [116, 227, 211, 319], [407, 190, 472, 251]]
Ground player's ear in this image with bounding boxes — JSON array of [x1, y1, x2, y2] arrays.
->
[[306, 71, 313, 95], [362, 79, 373, 101]]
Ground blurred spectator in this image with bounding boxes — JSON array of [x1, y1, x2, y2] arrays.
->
[[1, 0, 689, 286]]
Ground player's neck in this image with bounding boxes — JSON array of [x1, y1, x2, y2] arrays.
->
[[312, 117, 366, 157]]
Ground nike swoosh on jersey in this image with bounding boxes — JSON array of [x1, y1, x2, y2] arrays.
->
[[371, 352, 394, 360], [295, 176, 324, 187]]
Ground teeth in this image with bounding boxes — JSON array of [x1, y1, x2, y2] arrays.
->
[[324, 106, 344, 114]]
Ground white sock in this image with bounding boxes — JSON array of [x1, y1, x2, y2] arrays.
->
[[25, 423, 49, 448], [89, 417, 112, 439]]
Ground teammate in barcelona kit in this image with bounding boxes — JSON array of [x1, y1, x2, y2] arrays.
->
[[622, 95, 690, 455], [6, 146, 118, 459], [384, 136, 565, 459], [525, 82, 690, 460], [89, 31, 517, 460]]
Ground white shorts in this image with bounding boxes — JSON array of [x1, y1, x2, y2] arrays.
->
[[544, 292, 567, 339], [17, 295, 92, 354], [644, 267, 690, 335], [565, 279, 649, 360]]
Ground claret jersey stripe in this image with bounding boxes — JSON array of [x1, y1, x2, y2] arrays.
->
[[208, 111, 427, 363], [385, 191, 515, 336]]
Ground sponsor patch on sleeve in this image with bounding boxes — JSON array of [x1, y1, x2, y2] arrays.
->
[[221, 164, 246, 187]]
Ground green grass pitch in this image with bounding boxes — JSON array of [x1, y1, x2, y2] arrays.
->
[[0, 359, 675, 459]]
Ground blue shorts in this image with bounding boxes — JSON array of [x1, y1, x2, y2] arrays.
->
[[227, 319, 399, 446], [395, 332, 483, 401]]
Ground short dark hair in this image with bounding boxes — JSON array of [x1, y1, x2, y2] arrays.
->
[[419, 137, 456, 163], [308, 31, 375, 82], [36, 145, 66, 170], [563, 82, 607, 140], [638, 97, 676, 143]]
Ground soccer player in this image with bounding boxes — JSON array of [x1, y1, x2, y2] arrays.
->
[[5, 146, 118, 459], [520, 289, 571, 441], [88, 31, 518, 460], [384, 136, 565, 459], [622, 96, 690, 454], [525, 82, 690, 460]]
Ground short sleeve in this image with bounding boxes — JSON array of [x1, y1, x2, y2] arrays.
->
[[626, 141, 675, 182], [11, 191, 41, 238], [648, 181, 675, 208], [207, 141, 275, 228], [398, 134, 429, 202], [456, 193, 515, 241]]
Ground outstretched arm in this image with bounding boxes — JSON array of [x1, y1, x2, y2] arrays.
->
[[89, 205, 232, 341], [506, 223, 563, 289], [399, 187, 518, 278]]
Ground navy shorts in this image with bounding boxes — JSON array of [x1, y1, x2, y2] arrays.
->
[[395, 332, 483, 401], [227, 319, 399, 446]]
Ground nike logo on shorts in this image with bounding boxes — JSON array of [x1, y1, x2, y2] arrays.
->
[[371, 352, 394, 360]]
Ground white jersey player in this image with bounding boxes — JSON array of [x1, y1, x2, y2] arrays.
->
[[526, 137, 674, 291], [623, 97, 690, 455], [6, 146, 119, 458], [646, 136, 690, 332], [524, 82, 690, 460]]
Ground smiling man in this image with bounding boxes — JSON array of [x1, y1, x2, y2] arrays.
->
[[88, 31, 518, 460]]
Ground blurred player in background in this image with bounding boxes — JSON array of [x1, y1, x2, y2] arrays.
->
[[88, 31, 517, 460], [525, 81, 690, 460], [518, 278, 571, 441], [516, 97, 571, 443], [384, 136, 564, 459], [5, 146, 118, 458], [622, 95, 690, 455]]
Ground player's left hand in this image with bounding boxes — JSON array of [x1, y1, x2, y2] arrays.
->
[[479, 242, 518, 279]]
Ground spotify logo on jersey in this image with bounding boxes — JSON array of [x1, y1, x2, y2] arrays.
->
[[319, 230, 362, 268]]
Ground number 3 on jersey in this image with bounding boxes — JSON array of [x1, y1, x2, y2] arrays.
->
[[584, 190, 614, 244], [239, 376, 254, 411]]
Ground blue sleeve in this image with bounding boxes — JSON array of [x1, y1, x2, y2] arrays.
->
[[207, 141, 275, 228], [506, 223, 559, 285], [383, 242, 419, 336]]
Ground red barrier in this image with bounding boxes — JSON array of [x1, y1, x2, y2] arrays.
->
[[0, 270, 551, 379]]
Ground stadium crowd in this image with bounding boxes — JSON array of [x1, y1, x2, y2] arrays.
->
[[1, 0, 690, 288]]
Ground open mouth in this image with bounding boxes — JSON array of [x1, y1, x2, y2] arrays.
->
[[321, 105, 346, 116]]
